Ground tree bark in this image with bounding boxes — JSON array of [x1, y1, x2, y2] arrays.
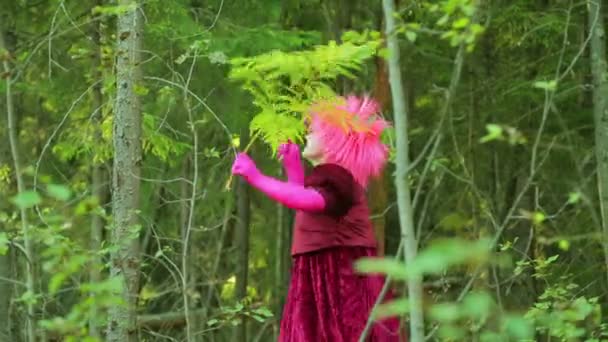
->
[[0, 252, 9, 341], [0, 29, 12, 342], [233, 126, 251, 342], [89, 0, 106, 337], [382, 0, 425, 341], [106, 1, 143, 341], [588, 0, 608, 287], [370, 42, 392, 257], [1, 28, 37, 342]]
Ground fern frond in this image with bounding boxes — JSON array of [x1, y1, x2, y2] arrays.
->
[[229, 32, 381, 148]]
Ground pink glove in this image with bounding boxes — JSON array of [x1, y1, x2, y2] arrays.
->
[[231, 152, 261, 182], [231, 152, 325, 212], [277, 140, 305, 184]]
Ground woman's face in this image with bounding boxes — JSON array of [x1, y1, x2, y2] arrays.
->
[[302, 133, 324, 164]]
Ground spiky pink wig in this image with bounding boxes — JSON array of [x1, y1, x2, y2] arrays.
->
[[308, 95, 390, 187]]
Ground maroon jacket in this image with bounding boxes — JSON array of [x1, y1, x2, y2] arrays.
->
[[291, 164, 377, 256]]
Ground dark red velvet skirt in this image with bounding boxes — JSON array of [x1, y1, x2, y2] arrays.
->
[[279, 246, 404, 342]]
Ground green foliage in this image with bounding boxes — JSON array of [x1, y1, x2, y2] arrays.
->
[[206, 301, 274, 329], [28, 185, 123, 339], [0, 233, 8, 255], [480, 124, 527, 145], [357, 239, 534, 341], [46, 184, 72, 201], [11, 191, 42, 209], [534, 80, 558, 91], [40, 277, 124, 341], [229, 31, 382, 151], [52, 109, 190, 164], [142, 113, 192, 164], [356, 237, 491, 279], [526, 282, 608, 341], [2, 0, 607, 341], [92, 4, 137, 16], [432, 0, 485, 50]]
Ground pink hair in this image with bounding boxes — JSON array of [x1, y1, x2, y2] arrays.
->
[[308, 95, 390, 187]]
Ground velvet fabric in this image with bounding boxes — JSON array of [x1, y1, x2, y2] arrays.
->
[[291, 164, 377, 256], [279, 246, 404, 342]]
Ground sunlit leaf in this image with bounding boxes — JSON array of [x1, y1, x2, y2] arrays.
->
[[462, 292, 495, 320], [480, 124, 503, 143], [47, 184, 72, 201], [429, 302, 461, 322], [503, 315, 534, 339], [11, 191, 42, 209], [0, 233, 8, 255], [568, 192, 581, 204], [533, 80, 557, 91], [405, 31, 417, 42], [374, 298, 410, 319], [354, 257, 408, 280], [558, 239, 570, 251]]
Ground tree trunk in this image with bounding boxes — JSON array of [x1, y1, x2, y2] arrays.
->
[[588, 0, 608, 286], [1, 29, 37, 342], [0, 30, 12, 341], [233, 127, 251, 342], [89, 0, 106, 337], [0, 252, 9, 341], [106, 1, 143, 341], [382, 0, 425, 341], [370, 42, 392, 257]]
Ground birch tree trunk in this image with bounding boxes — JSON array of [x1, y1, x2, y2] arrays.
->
[[1, 29, 37, 342], [587, 0, 608, 285], [382, 0, 425, 340], [107, 1, 143, 340]]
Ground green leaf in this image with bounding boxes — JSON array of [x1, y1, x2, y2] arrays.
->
[[18, 290, 37, 305], [405, 31, 417, 42], [532, 211, 546, 225], [546, 254, 559, 263], [558, 239, 570, 251], [47, 184, 72, 201], [49, 273, 68, 295], [409, 238, 491, 276], [251, 314, 266, 322], [134, 84, 149, 96], [429, 302, 461, 322], [568, 192, 581, 204], [533, 80, 557, 91], [354, 257, 408, 280], [503, 315, 534, 339], [374, 298, 410, 319], [11, 191, 42, 209], [438, 212, 469, 231], [92, 4, 137, 16], [0, 233, 8, 255], [253, 307, 274, 318], [463, 292, 494, 319], [453, 17, 470, 29], [480, 124, 503, 143]]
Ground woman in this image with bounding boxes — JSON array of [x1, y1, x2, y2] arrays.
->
[[231, 95, 403, 341]]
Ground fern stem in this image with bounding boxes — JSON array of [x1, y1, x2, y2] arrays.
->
[[224, 130, 262, 190]]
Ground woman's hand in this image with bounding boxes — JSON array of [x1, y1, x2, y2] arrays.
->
[[277, 140, 305, 184], [231, 153, 261, 182], [278, 140, 301, 165]]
